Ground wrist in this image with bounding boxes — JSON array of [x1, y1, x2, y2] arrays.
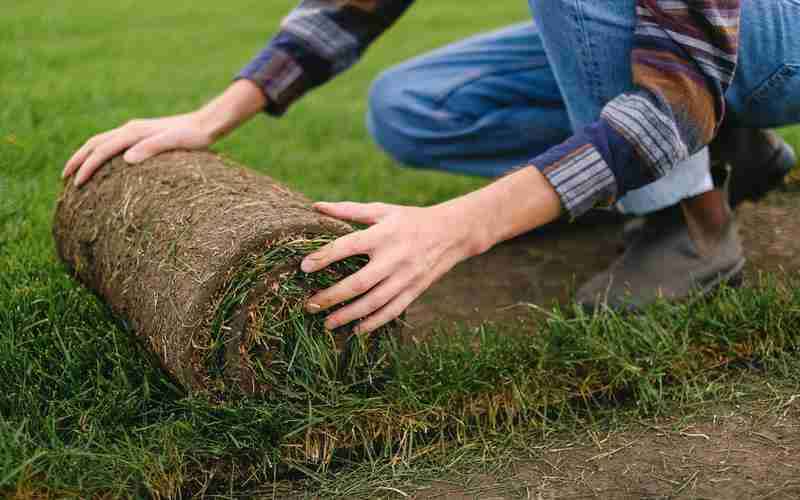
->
[[195, 80, 268, 141], [434, 199, 495, 260], [191, 107, 228, 142], [436, 168, 563, 258]]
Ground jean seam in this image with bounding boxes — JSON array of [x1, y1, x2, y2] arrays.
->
[[573, 0, 603, 108], [744, 63, 800, 108]]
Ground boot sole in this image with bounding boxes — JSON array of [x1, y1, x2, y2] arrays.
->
[[695, 257, 746, 298], [578, 258, 747, 315]]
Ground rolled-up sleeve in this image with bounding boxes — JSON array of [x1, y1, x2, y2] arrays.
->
[[237, 0, 414, 116]]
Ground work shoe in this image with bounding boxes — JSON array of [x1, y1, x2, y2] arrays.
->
[[577, 127, 791, 311], [575, 208, 745, 312], [710, 127, 796, 207]]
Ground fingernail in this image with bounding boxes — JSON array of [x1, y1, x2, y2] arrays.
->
[[324, 319, 337, 330], [306, 302, 321, 313]]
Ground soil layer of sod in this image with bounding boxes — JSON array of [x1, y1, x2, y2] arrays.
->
[[53, 151, 394, 398]]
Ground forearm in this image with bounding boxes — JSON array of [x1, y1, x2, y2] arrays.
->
[[194, 79, 268, 141], [437, 167, 563, 257]]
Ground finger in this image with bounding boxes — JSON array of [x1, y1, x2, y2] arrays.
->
[[306, 258, 393, 313], [63, 131, 115, 179], [124, 130, 176, 164], [73, 134, 142, 186], [354, 286, 419, 334], [313, 202, 393, 225], [301, 230, 373, 273], [323, 274, 408, 330]]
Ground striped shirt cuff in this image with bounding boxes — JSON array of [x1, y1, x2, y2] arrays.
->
[[236, 48, 309, 116], [601, 93, 688, 178], [532, 138, 618, 218]]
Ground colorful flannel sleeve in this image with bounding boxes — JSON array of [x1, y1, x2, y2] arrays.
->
[[237, 0, 414, 116], [531, 0, 741, 217]]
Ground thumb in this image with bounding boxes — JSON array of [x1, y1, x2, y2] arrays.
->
[[313, 201, 394, 225], [123, 132, 175, 164]]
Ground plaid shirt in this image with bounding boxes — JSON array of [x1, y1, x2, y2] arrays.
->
[[238, 1, 741, 217]]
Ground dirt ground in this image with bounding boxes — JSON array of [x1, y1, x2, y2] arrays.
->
[[402, 185, 800, 499], [414, 395, 800, 499]]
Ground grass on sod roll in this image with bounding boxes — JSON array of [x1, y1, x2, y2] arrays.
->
[[205, 236, 388, 397]]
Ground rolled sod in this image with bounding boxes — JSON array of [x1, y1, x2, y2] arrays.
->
[[53, 151, 394, 397]]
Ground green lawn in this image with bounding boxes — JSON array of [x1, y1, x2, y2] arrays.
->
[[3, 1, 800, 498]]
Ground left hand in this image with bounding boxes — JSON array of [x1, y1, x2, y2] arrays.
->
[[301, 201, 485, 334]]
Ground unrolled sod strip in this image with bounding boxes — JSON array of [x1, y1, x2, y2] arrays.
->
[[53, 151, 394, 396]]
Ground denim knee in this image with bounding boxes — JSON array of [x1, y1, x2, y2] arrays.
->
[[367, 69, 430, 167]]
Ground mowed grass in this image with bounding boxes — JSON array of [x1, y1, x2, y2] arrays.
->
[[3, 1, 800, 498]]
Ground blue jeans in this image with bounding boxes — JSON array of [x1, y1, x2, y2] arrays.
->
[[367, 0, 800, 215]]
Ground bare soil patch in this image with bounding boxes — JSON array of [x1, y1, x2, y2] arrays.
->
[[415, 395, 800, 499]]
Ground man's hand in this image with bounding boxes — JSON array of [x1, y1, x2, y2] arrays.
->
[[62, 113, 218, 186], [301, 168, 564, 333], [62, 79, 267, 186], [301, 201, 487, 334]]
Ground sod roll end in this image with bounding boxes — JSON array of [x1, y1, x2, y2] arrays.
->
[[53, 151, 396, 397]]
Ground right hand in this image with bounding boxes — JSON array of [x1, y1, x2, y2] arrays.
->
[[62, 112, 217, 186]]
